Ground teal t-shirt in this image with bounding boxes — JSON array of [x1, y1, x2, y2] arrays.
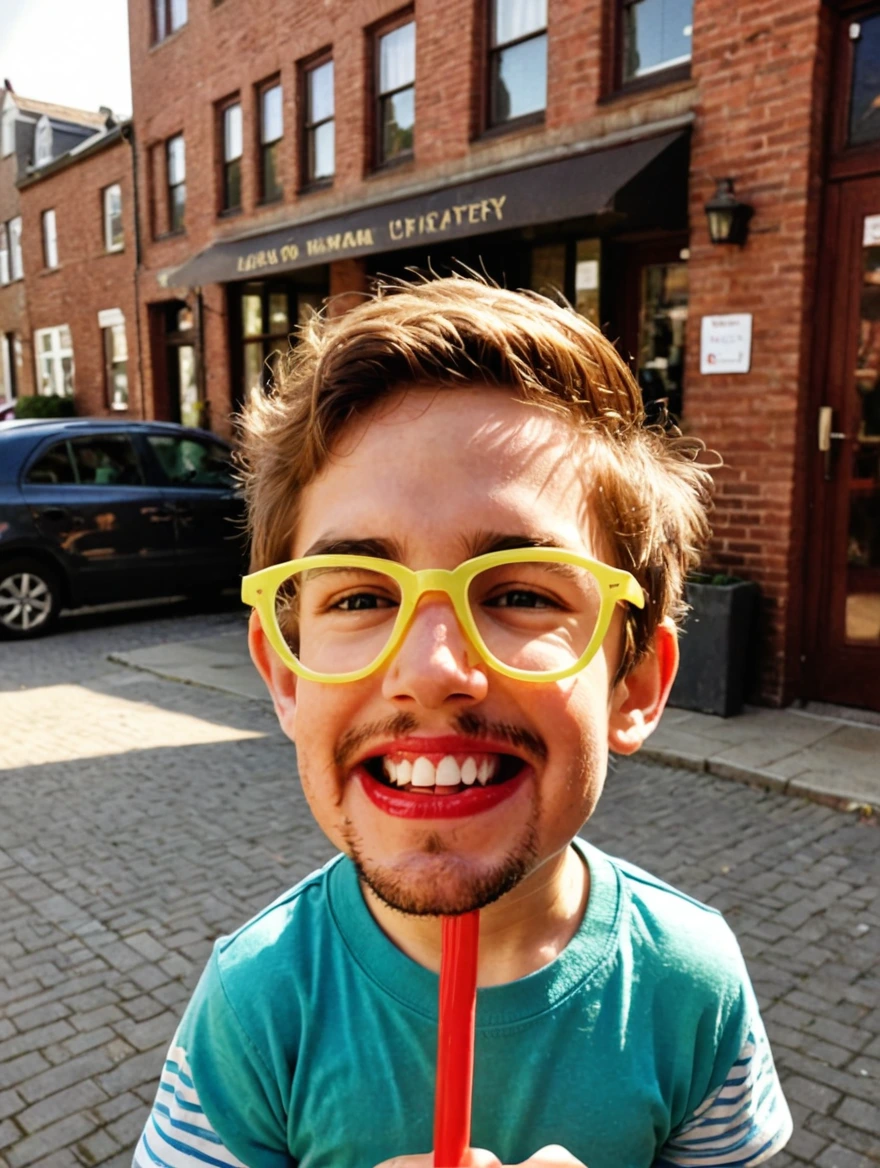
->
[[134, 840, 790, 1168]]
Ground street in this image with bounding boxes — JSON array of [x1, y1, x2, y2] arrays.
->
[[0, 605, 878, 1168]]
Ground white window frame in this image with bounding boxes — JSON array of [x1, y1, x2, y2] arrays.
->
[[1, 333, 15, 401], [34, 115, 53, 166], [0, 223, 9, 286], [34, 325, 75, 397], [103, 183, 124, 252], [42, 209, 59, 269], [8, 217, 23, 281], [1, 102, 16, 158]]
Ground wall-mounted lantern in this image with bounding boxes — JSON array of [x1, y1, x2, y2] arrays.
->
[[704, 178, 753, 246]]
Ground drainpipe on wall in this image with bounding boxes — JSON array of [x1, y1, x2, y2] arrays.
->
[[121, 120, 147, 420]]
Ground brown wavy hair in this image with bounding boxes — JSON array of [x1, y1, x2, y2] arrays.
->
[[238, 275, 715, 676]]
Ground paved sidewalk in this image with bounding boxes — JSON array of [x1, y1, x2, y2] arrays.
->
[[111, 629, 880, 812]]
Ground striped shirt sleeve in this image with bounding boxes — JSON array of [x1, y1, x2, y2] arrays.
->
[[132, 1044, 248, 1168], [656, 1024, 793, 1167]]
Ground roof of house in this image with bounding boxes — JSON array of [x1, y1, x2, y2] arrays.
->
[[11, 95, 107, 129]]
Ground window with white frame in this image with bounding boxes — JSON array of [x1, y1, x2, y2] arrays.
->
[[103, 184, 124, 251], [0, 223, 8, 285], [42, 209, 58, 269], [103, 321, 129, 410], [1, 332, 16, 401], [34, 325, 75, 397], [34, 115, 53, 165], [620, 0, 693, 83], [1, 103, 15, 157], [167, 134, 186, 232], [8, 217, 23, 280]]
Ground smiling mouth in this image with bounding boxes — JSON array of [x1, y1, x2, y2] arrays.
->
[[360, 751, 527, 796]]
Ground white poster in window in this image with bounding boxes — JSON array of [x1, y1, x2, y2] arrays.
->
[[700, 313, 752, 374], [575, 260, 599, 292]]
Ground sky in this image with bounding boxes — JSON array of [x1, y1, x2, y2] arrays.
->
[[0, 0, 132, 117]]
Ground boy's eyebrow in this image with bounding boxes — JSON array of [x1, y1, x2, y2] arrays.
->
[[465, 531, 570, 557], [301, 536, 404, 559]]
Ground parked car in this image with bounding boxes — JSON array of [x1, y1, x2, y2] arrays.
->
[[0, 418, 247, 638]]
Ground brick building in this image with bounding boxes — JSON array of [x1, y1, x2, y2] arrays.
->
[[18, 121, 141, 418], [0, 87, 109, 404]]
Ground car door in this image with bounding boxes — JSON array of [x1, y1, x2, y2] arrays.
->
[[141, 430, 246, 590], [20, 431, 175, 605]]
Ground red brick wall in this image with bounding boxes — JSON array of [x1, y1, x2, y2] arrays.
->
[[20, 135, 141, 417], [0, 94, 34, 400], [686, 0, 825, 703]]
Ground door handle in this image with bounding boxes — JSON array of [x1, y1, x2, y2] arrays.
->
[[818, 406, 848, 480]]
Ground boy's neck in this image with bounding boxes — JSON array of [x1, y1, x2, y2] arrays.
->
[[360, 843, 590, 987]]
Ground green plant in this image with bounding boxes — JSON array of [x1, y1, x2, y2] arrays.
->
[[14, 395, 76, 420]]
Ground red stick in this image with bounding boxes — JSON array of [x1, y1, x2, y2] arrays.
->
[[433, 911, 480, 1167]]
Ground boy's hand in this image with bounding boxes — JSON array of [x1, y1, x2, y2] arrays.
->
[[375, 1145, 586, 1168]]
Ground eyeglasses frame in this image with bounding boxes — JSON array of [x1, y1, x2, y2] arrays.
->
[[241, 547, 645, 684]]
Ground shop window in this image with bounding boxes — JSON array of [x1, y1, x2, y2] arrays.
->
[[153, 0, 187, 44], [637, 260, 688, 420], [489, 0, 547, 128], [34, 325, 75, 397], [220, 101, 243, 213], [167, 133, 186, 232], [103, 321, 129, 411], [574, 239, 601, 326], [530, 243, 566, 300], [376, 19, 415, 166], [103, 184, 124, 252], [848, 14, 880, 146], [259, 81, 284, 203], [7, 217, 23, 280], [42, 209, 58, 269], [303, 58, 335, 186], [620, 0, 692, 85], [240, 283, 323, 395]]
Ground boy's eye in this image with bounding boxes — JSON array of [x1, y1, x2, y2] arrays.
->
[[484, 588, 558, 609], [333, 592, 397, 611]]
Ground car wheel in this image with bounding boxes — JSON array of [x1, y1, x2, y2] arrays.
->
[[0, 558, 63, 639]]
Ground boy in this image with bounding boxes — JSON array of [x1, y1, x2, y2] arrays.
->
[[134, 278, 792, 1168]]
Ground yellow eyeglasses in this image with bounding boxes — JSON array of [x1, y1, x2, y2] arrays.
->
[[242, 548, 644, 685]]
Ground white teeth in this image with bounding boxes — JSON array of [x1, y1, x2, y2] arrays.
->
[[435, 756, 461, 786], [411, 758, 436, 787], [383, 759, 397, 784], [461, 757, 477, 785], [477, 760, 491, 785], [396, 758, 412, 787]]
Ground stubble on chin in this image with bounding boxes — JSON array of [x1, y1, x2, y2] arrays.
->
[[342, 821, 540, 917]]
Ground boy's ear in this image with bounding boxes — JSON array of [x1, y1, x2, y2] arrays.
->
[[248, 610, 298, 733], [607, 618, 678, 755]]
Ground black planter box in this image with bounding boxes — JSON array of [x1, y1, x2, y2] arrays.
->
[[669, 579, 760, 718]]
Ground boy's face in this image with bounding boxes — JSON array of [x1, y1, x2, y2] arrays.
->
[[252, 387, 672, 916]]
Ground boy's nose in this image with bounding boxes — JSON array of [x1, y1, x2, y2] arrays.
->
[[381, 597, 489, 709]]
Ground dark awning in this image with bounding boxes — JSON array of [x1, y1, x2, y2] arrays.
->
[[163, 128, 686, 288]]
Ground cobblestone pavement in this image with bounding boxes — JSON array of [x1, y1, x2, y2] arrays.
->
[[0, 605, 878, 1168]]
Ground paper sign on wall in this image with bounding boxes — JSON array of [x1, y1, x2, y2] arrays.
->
[[700, 314, 752, 375]]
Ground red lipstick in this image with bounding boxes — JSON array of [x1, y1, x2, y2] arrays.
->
[[355, 765, 529, 819]]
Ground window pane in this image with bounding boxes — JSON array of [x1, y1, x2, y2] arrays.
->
[[167, 135, 185, 184], [170, 183, 186, 231], [309, 119, 335, 180], [59, 325, 72, 351], [494, 0, 547, 47], [110, 322, 128, 361], [61, 356, 74, 396], [850, 14, 880, 146], [154, 0, 167, 40], [262, 141, 282, 200], [42, 209, 58, 268], [380, 22, 415, 93], [637, 262, 688, 421], [623, 0, 692, 81], [224, 104, 242, 161], [71, 436, 143, 485], [242, 294, 263, 336], [147, 436, 234, 487], [27, 442, 76, 485], [381, 88, 414, 160], [9, 217, 22, 279], [105, 184, 123, 249], [269, 294, 289, 333], [530, 243, 565, 298], [243, 341, 264, 392], [170, 0, 187, 31], [39, 332, 54, 355], [224, 157, 241, 209], [261, 84, 283, 144], [0, 224, 8, 285], [492, 34, 547, 122], [308, 60, 334, 123], [574, 238, 601, 325], [110, 362, 129, 409]]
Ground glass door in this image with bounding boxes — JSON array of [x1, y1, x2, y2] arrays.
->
[[809, 177, 880, 709]]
